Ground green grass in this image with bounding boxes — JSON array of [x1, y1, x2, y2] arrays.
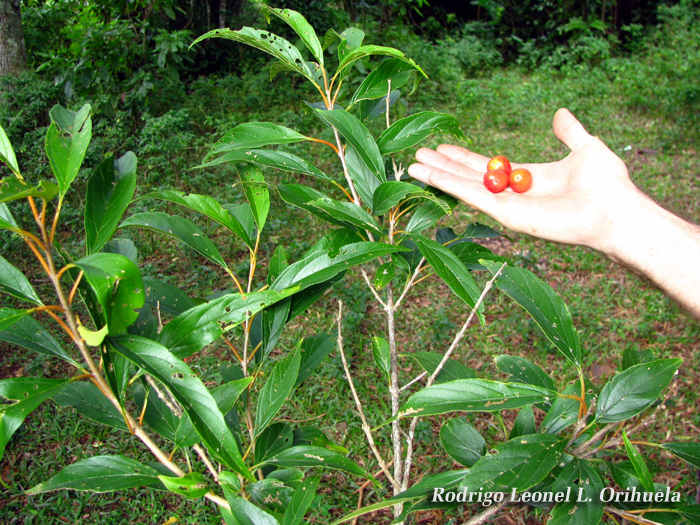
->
[[2, 7, 700, 524]]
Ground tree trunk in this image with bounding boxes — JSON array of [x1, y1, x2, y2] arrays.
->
[[0, 0, 27, 76], [219, 0, 227, 28]]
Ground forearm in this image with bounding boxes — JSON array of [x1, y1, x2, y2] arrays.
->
[[597, 191, 700, 319]]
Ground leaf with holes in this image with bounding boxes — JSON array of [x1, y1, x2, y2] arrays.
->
[[0, 177, 58, 205], [549, 459, 604, 525], [85, 152, 137, 254], [596, 359, 681, 423], [255, 423, 294, 465], [377, 112, 466, 155], [374, 261, 394, 290], [192, 27, 319, 86], [262, 7, 324, 66], [119, 212, 228, 270], [159, 472, 209, 499], [26, 456, 161, 494], [45, 104, 92, 199], [143, 277, 196, 317], [108, 334, 254, 481], [0, 308, 32, 333], [0, 378, 71, 461], [0, 315, 77, 366]]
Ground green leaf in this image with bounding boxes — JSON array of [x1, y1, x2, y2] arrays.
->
[[400, 379, 555, 417], [85, 152, 137, 255], [239, 164, 269, 232], [459, 434, 566, 491], [449, 242, 507, 270], [372, 337, 391, 380], [0, 314, 77, 366], [192, 27, 319, 86], [345, 145, 380, 205], [661, 442, 700, 469], [0, 378, 71, 461], [410, 233, 483, 319], [596, 359, 681, 423], [541, 383, 585, 435], [26, 456, 160, 494], [261, 445, 377, 484], [205, 122, 307, 162], [335, 45, 425, 80], [0, 123, 20, 176], [225, 203, 257, 248], [439, 418, 485, 467], [0, 255, 42, 304], [262, 7, 324, 66], [409, 351, 476, 384], [0, 307, 31, 333], [372, 181, 434, 216], [132, 383, 179, 443], [75, 253, 144, 334], [377, 112, 466, 155], [255, 423, 294, 465], [159, 471, 209, 499], [140, 190, 256, 249], [108, 334, 254, 481], [278, 184, 348, 229], [482, 260, 581, 368], [158, 289, 294, 358], [351, 58, 416, 105], [52, 382, 128, 431], [200, 148, 331, 181], [271, 241, 408, 293], [510, 405, 537, 439], [309, 197, 383, 236], [296, 333, 335, 386], [78, 324, 108, 346], [103, 239, 138, 264], [223, 492, 281, 525], [0, 177, 58, 204], [495, 355, 556, 392], [248, 477, 294, 514], [255, 349, 301, 435], [622, 431, 655, 492], [143, 277, 196, 316], [0, 203, 18, 229], [282, 475, 321, 525], [314, 109, 385, 183], [292, 427, 347, 454], [119, 212, 228, 269], [335, 27, 365, 62], [374, 261, 395, 290], [406, 198, 456, 233], [549, 459, 604, 525], [268, 246, 292, 286], [621, 347, 657, 370], [45, 104, 92, 199]]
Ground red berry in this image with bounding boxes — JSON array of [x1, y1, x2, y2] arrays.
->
[[509, 168, 532, 193], [484, 169, 509, 193], [487, 155, 511, 174]]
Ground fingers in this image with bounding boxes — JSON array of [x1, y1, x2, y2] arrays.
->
[[435, 144, 490, 172], [413, 148, 482, 180], [553, 108, 594, 153]]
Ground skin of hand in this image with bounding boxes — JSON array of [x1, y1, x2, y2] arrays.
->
[[408, 108, 700, 318]]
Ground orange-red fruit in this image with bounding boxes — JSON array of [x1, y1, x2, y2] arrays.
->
[[509, 168, 532, 193], [487, 155, 511, 174], [484, 169, 509, 193]]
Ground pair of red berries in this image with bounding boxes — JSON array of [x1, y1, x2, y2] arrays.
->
[[483, 156, 532, 194]]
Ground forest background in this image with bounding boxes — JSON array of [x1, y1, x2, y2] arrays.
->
[[0, 0, 699, 523]]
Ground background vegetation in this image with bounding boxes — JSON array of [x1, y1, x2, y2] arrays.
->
[[1, 0, 699, 523]]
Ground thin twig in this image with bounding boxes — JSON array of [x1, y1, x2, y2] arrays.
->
[[566, 399, 596, 450], [605, 507, 665, 525], [402, 262, 506, 490], [461, 496, 511, 525], [400, 371, 426, 392], [145, 374, 182, 417], [360, 268, 387, 308], [194, 443, 220, 483], [394, 258, 426, 309], [337, 301, 397, 490]]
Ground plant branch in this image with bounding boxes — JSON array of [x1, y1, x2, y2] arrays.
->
[[394, 258, 426, 309], [605, 507, 665, 525], [360, 268, 387, 308], [336, 301, 398, 490], [331, 126, 362, 207], [461, 496, 511, 525], [402, 262, 506, 489], [193, 443, 220, 483], [400, 371, 426, 392]]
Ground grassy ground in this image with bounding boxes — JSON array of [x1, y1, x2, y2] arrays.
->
[[1, 12, 700, 525]]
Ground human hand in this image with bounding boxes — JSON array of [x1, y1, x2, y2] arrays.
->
[[407, 108, 645, 254]]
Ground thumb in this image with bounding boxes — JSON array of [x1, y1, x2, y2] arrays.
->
[[553, 108, 594, 153]]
